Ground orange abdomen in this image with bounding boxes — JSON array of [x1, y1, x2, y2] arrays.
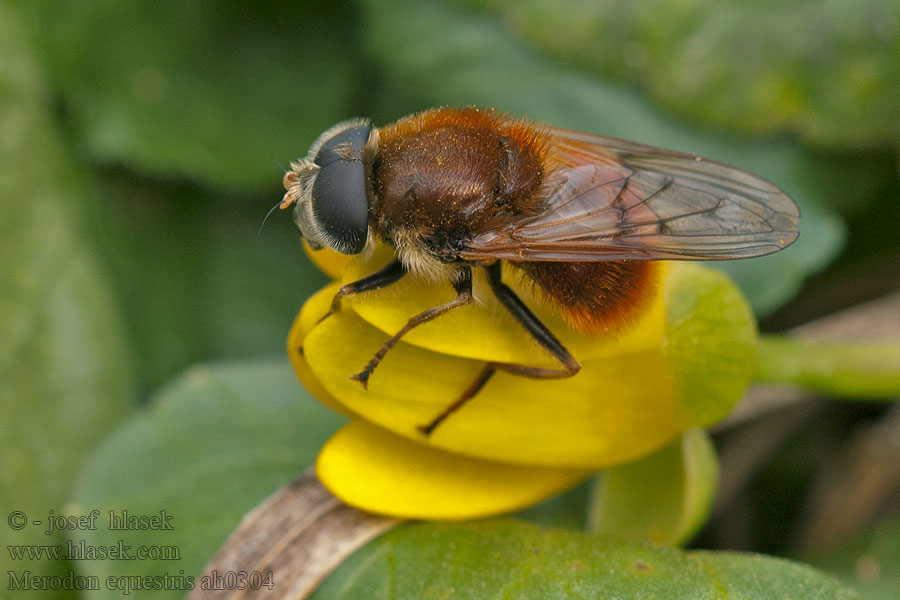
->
[[513, 260, 660, 334]]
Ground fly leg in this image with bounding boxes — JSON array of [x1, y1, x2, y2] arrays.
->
[[352, 267, 474, 389], [483, 261, 582, 378], [321, 257, 407, 321], [298, 258, 407, 358], [418, 261, 580, 435]]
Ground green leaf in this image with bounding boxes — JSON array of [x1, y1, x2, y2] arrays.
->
[[460, 0, 900, 148], [0, 5, 135, 596], [812, 518, 900, 600], [360, 0, 845, 315], [312, 520, 858, 599], [68, 358, 345, 599], [589, 429, 719, 546], [11, 0, 360, 192], [80, 173, 330, 389]]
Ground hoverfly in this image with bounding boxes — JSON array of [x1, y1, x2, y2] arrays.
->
[[281, 107, 799, 434]]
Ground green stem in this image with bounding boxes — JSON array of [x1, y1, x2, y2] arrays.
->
[[756, 335, 900, 399]]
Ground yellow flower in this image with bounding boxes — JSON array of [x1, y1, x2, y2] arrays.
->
[[288, 244, 757, 519]]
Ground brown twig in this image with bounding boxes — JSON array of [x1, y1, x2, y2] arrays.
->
[[188, 469, 398, 600], [793, 402, 900, 554]]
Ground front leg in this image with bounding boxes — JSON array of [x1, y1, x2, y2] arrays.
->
[[321, 258, 407, 322], [352, 267, 474, 389]]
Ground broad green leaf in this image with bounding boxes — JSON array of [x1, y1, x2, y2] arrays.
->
[[10, 0, 359, 191], [812, 518, 900, 600], [360, 0, 845, 315], [0, 5, 135, 596], [460, 0, 900, 148], [68, 358, 345, 599], [589, 429, 719, 546], [311, 520, 858, 599], [80, 173, 330, 389]]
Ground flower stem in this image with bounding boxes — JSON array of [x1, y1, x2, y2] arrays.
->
[[756, 335, 900, 399]]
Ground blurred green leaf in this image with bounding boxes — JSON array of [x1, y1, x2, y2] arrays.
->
[[10, 0, 360, 192], [811, 518, 900, 600], [461, 0, 900, 148], [589, 429, 719, 546], [312, 520, 858, 599], [361, 0, 845, 315], [80, 172, 330, 390], [0, 5, 135, 595], [69, 358, 346, 599]]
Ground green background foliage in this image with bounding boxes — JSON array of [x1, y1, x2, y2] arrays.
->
[[2, 0, 897, 597], [310, 521, 858, 600]]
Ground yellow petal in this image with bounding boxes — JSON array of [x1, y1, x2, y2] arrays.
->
[[300, 294, 685, 468], [286, 283, 352, 417], [317, 419, 590, 519], [303, 241, 352, 279], [341, 246, 668, 366]]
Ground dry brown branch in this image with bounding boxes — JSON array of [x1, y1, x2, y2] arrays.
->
[[188, 469, 398, 600]]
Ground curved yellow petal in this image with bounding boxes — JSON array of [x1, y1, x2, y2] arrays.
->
[[286, 283, 352, 417], [303, 241, 352, 279], [300, 295, 685, 468], [317, 420, 590, 519], [291, 245, 755, 474], [341, 246, 668, 366]]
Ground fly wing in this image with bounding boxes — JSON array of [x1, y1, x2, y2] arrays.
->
[[460, 127, 800, 262]]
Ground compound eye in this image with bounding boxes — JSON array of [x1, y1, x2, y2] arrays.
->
[[311, 125, 371, 254]]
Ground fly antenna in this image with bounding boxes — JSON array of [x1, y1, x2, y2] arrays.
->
[[271, 152, 289, 174], [257, 199, 285, 240], [259, 156, 295, 240]]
